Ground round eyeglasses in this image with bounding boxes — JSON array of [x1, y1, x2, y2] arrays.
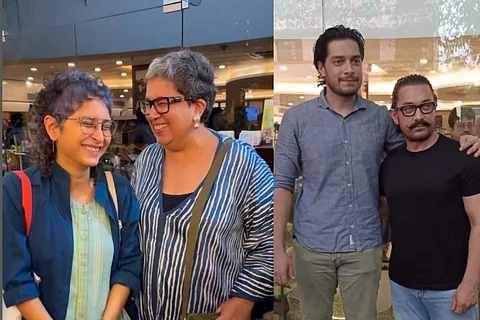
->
[[137, 96, 192, 115], [65, 117, 117, 137], [396, 101, 437, 117]]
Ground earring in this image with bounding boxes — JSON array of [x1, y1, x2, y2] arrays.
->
[[52, 140, 56, 153], [193, 116, 200, 129]]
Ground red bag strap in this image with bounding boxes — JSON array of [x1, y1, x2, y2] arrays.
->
[[13, 171, 33, 236]]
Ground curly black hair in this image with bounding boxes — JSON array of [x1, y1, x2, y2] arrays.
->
[[29, 71, 113, 177], [313, 25, 365, 87]]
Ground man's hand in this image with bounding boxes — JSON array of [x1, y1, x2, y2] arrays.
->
[[216, 297, 254, 320], [450, 281, 478, 314], [274, 249, 295, 286], [459, 135, 480, 157]]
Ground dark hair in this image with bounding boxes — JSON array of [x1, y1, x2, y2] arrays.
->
[[448, 106, 476, 128], [313, 25, 365, 86], [29, 71, 113, 177], [391, 74, 437, 110]]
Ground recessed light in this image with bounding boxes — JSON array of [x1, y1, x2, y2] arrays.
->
[[429, 70, 436, 74], [219, 65, 226, 69], [68, 62, 75, 67], [121, 72, 127, 77], [123, 89, 129, 92], [95, 67, 101, 72], [288, 102, 293, 106], [306, 76, 313, 80], [279, 65, 288, 71], [420, 59, 428, 64], [299, 96, 305, 99], [30, 67, 37, 72], [120, 95, 125, 98], [27, 77, 34, 81], [116, 60, 123, 65]]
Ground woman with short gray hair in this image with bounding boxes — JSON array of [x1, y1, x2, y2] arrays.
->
[[131, 49, 273, 320]]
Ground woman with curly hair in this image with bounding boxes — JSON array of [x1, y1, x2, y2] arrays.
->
[[2, 71, 141, 320]]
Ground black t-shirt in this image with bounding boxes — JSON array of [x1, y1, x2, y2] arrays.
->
[[380, 134, 480, 290]]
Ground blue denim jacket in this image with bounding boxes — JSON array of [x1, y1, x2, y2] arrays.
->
[[2, 163, 141, 319]]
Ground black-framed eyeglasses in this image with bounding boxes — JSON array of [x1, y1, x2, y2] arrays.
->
[[64, 116, 117, 137], [137, 96, 192, 115], [396, 101, 437, 117]]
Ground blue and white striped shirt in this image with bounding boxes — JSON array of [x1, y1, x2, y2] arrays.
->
[[131, 134, 274, 320]]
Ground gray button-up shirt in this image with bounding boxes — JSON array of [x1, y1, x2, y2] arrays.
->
[[275, 90, 404, 253]]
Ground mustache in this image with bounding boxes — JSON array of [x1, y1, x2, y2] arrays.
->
[[408, 119, 432, 129]]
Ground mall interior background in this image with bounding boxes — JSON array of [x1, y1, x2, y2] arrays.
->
[[274, 0, 479, 319], [1, 0, 274, 175]]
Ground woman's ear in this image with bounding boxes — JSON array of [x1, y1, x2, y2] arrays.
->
[[44, 115, 60, 141], [193, 98, 207, 120]]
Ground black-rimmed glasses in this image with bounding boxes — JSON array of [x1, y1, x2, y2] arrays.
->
[[64, 117, 117, 137], [396, 101, 437, 117], [137, 96, 192, 115]]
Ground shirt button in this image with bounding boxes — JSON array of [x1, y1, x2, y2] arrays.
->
[[81, 235, 86, 240], [347, 183, 352, 187], [344, 140, 348, 144], [346, 161, 349, 164], [351, 225, 354, 228], [349, 204, 353, 208]]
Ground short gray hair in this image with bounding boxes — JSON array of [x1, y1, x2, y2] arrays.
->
[[146, 49, 217, 123]]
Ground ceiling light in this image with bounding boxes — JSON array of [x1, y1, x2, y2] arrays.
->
[[95, 67, 101, 72], [123, 89, 129, 92], [429, 70, 436, 74], [306, 76, 313, 80], [30, 67, 37, 72], [288, 102, 293, 106], [116, 60, 123, 65], [27, 77, 34, 81], [279, 65, 288, 71], [121, 72, 127, 77], [219, 65, 226, 69], [120, 95, 125, 98], [299, 96, 305, 99], [68, 62, 75, 67], [420, 59, 428, 64]]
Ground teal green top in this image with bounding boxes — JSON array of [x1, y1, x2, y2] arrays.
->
[[65, 200, 130, 320]]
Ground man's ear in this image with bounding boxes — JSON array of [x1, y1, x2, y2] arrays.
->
[[391, 110, 400, 126]]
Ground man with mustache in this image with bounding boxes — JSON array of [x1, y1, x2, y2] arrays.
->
[[449, 106, 478, 141], [274, 25, 480, 320], [379, 74, 480, 319]]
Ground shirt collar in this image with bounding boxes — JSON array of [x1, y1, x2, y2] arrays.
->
[[318, 88, 366, 111]]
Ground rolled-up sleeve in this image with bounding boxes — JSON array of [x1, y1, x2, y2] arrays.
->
[[2, 173, 40, 307], [230, 155, 274, 302], [110, 176, 142, 297], [274, 110, 301, 192]]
